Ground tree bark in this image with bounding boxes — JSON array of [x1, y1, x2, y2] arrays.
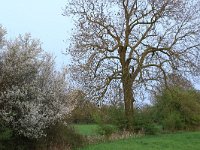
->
[[119, 45, 134, 130], [122, 71, 134, 130]]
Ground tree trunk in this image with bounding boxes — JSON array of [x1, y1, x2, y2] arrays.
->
[[122, 73, 134, 130], [118, 46, 134, 130]]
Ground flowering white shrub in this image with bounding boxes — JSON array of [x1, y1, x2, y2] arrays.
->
[[0, 83, 74, 138], [0, 25, 6, 48], [0, 27, 76, 139]]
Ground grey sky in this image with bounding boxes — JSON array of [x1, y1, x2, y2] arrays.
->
[[1, 0, 200, 90], [0, 0, 72, 68]]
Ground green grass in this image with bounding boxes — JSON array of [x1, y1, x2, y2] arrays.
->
[[80, 131, 200, 150], [73, 124, 99, 136]]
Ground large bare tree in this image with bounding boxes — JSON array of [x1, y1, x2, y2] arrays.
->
[[64, 0, 200, 127]]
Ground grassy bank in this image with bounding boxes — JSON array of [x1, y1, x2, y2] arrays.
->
[[79, 131, 200, 150]]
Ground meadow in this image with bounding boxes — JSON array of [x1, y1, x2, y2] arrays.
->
[[73, 124, 99, 136], [74, 124, 200, 150]]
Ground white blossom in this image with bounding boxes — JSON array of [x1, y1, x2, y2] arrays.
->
[[0, 28, 76, 139]]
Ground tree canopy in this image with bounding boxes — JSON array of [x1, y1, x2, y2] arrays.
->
[[65, 0, 200, 127]]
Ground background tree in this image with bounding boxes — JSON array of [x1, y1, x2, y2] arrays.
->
[[153, 87, 200, 131], [69, 90, 98, 124], [151, 73, 194, 99], [151, 73, 200, 131], [64, 0, 200, 128]]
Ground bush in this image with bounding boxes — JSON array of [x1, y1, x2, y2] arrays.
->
[[94, 106, 129, 130], [143, 124, 162, 135], [92, 108, 117, 137], [0, 122, 85, 150], [93, 105, 160, 135], [0, 128, 37, 150], [133, 107, 161, 135], [108, 107, 128, 130], [37, 122, 85, 150], [0, 125, 13, 150], [97, 124, 117, 137], [0, 26, 78, 150], [162, 112, 184, 131], [153, 87, 200, 131], [70, 91, 97, 124], [0, 127, 12, 141]]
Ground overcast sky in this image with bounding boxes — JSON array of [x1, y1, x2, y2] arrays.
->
[[1, 0, 200, 90], [0, 0, 72, 68]]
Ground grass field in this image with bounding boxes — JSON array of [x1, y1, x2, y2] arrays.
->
[[73, 124, 99, 136], [79, 131, 200, 150]]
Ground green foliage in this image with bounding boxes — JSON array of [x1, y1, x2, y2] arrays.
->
[[0, 122, 85, 150], [92, 105, 161, 135], [0, 127, 12, 141], [70, 91, 97, 124], [162, 112, 183, 131], [91, 106, 120, 137], [0, 129, 37, 150], [133, 106, 162, 135], [0, 125, 13, 150], [92, 106, 112, 124], [39, 122, 85, 150], [93, 106, 128, 130], [70, 104, 97, 124], [154, 87, 200, 131], [97, 125, 117, 137], [143, 124, 162, 135], [106, 106, 128, 130]]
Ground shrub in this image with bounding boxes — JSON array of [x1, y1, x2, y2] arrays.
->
[[97, 124, 117, 137], [154, 87, 200, 131], [0, 127, 12, 141], [107, 106, 128, 130], [69, 91, 97, 124], [0, 123, 85, 150], [0, 31, 76, 139], [143, 124, 162, 135], [36, 122, 85, 150], [0, 26, 79, 149], [133, 107, 161, 135], [0, 125, 12, 150], [162, 112, 184, 131], [0, 128, 37, 150]]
